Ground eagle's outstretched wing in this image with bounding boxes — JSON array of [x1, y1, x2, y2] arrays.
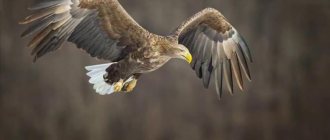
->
[[20, 0, 149, 62], [174, 8, 252, 98]]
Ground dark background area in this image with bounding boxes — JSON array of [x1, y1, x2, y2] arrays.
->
[[1, 0, 330, 140]]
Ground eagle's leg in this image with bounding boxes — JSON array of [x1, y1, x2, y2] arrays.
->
[[113, 79, 124, 92], [104, 63, 139, 93], [122, 74, 141, 93], [104, 63, 127, 92]]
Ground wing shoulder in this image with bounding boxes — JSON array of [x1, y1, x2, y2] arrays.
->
[[175, 8, 231, 37]]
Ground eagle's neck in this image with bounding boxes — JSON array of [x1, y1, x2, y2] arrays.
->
[[152, 36, 178, 56]]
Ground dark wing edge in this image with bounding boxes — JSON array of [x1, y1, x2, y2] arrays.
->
[[174, 8, 252, 99], [20, 0, 145, 62]]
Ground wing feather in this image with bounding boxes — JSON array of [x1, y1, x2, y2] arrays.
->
[[223, 59, 233, 94], [231, 52, 243, 90], [21, 0, 149, 62], [175, 8, 252, 97], [214, 62, 223, 99], [28, 0, 69, 10]]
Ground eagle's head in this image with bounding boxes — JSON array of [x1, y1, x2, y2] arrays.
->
[[171, 44, 192, 64]]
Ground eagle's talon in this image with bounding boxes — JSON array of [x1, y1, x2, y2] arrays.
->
[[122, 79, 137, 93], [113, 79, 124, 92]]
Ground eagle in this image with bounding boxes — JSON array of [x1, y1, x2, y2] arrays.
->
[[20, 0, 252, 98]]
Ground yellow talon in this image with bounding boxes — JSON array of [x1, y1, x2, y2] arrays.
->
[[113, 79, 124, 92], [123, 79, 137, 93]]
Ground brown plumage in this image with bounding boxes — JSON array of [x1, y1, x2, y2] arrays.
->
[[20, 0, 252, 98]]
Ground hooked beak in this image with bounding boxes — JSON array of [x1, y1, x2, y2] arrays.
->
[[183, 51, 192, 64]]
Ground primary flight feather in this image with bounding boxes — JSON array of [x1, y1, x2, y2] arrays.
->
[[20, 0, 252, 98]]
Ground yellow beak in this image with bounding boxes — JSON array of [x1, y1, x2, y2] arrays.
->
[[184, 51, 193, 64]]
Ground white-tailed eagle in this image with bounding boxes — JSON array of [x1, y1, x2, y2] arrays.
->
[[20, 0, 252, 99]]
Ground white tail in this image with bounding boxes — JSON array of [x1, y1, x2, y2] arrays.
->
[[85, 63, 115, 95], [85, 63, 134, 95]]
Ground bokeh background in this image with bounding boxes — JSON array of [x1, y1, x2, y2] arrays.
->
[[1, 0, 330, 140]]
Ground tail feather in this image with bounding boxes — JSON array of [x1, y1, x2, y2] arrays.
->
[[85, 63, 112, 71], [85, 62, 133, 95], [94, 81, 114, 95], [86, 69, 105, 77], [89, 72, 106, 84], [85, 63, 115, 95]]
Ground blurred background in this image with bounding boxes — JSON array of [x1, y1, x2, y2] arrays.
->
[[1, 0, 330, 140]]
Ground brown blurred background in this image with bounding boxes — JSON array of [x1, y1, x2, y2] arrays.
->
[[1, 0, 330, 140]]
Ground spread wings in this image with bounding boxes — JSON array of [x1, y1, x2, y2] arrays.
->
[[20, 0, 149, 62], [175, 8, 252, 98]]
